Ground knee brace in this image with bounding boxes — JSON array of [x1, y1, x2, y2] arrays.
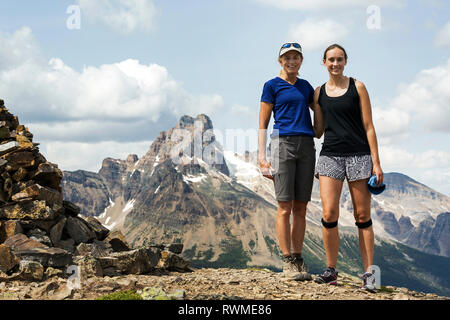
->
[[355, 219, 372, 229], [321, 218, 338, 229]]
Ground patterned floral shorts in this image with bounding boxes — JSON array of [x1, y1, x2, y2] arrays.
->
[[315, 154, 373, 182]]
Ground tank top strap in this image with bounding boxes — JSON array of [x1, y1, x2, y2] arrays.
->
[[319, 82, 327, 98], [348, 77, 358, 96]]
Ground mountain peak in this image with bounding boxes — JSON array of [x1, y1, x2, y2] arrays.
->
[[176, 114, 213, 131]]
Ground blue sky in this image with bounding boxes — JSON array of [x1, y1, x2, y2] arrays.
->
[[0, 0, 449, 195]]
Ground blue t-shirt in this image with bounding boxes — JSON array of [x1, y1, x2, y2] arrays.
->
[[261, 77, 314, 137]]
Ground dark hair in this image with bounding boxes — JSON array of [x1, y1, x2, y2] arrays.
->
[[323, 44, 348, 61]]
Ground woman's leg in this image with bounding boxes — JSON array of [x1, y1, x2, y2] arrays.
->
[[276, 200, 293, 256], [291, 200, 307, 254], [348, 178, 374, 273], [319, 176, 343, 268]]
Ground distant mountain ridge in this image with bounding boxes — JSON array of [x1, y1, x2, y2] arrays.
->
[[61, 114, 450, 296]]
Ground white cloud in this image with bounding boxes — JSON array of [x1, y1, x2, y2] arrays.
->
[[0, 27, 226, 171], [0, 27, 225, 127], [434, 21, 450, 47], [390, 59, 450, 132], [40, 140, 153, 172], [254, 0, 405, 11], [372, 106, 410, 144], [76, 0, 158, 33], [287, 19, 348, 51]]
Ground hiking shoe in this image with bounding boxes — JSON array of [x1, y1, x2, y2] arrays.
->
[[292, 254, 312, 281], [362, 272, 377, 293], [314, 267, 338, 285], [282, 255, 303, 280]]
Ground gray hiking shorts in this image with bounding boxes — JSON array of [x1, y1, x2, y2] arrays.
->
[[270, 135, 315, 202]]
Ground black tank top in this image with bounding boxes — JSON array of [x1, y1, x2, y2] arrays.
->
[[318, 77, 370, 156]]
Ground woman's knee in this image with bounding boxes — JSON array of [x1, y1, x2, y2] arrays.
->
[[277, 201, 293, 217], [353, 209, 371, 223], [292, 201, 307, 218], [322, 207, 339, 222]]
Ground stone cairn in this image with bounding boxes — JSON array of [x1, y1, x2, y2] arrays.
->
[[0, 100, 190, 282]]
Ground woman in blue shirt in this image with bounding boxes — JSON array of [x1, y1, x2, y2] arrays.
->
[[258, 42, 320, 281]]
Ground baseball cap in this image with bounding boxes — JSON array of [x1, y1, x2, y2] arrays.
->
[[279, 42, 303, 57], [367, 175, 386, 195]]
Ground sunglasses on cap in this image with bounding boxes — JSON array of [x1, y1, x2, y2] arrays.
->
[[281, 43, 302, 49]]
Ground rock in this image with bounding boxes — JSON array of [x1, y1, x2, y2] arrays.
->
[[16, 135, 33, 149], [85, 216, 109, 241], [56, 238, 76, 253], [0, 220, 24, 243], [32, 162, 63, 192], [65, 216, 96, 244], [52, 284, 73, 300], [11, 167, 28, 182], [2, 150, 35, 170], [74, 255, 103, 279], [11, 184, 63, 206], [75, 240, 113, 258], [105, 230, 130, 252], [109, 247, 161, 275], [0, 141, 19, 156], [4, 233, 48, 251], [27, 228, 52, 246], [0, 200, 60, 220], [0, 244, 20, 273], [13, 247, 73, 268], [45, 267, 63, 279], [19, 260, 44, 281], [49, 217, 66, 245], [167, 243, 183, 254], [5, 234, 72, 267], [62, 200, 81, 217], [157, 250, 190, 272]]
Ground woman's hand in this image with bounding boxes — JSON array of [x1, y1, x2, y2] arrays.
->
[[259, 158, 275, 180], [372, 163, 383, 186]]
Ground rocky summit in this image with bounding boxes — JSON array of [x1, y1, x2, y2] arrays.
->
[[0, 267, 448, 300], [0, 100, 191, 287]]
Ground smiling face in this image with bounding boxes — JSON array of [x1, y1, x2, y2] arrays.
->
[[278, 51, 303, 76], [323, 47, 347, 76]]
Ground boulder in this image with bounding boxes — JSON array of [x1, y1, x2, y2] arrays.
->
[[4, 233, 72, 268], [32, 162, 63, 192], [157, 250, 190, 272], [65, 216, 96, 244], [13, 247, 72, 268], [109, 247, 161, 275], [0, 200, 60, 220], [85, 216, 109, 241], [11, 184, 63, 206], [4, 233, 48, 251], [73, 255, 103, 279], [167, 243, 184, 254], [105, 230, 130, 252], [0, 141, 19, 157], [75, 240, 113, 258], [0, 220, 23, 243], [0, 244, 20, 273], [2, 150, 35, 170], [49, 217, 66, 245], [19, 260, 44, 281], [27, 228, 52, 247], [62, 200, 81, 217]]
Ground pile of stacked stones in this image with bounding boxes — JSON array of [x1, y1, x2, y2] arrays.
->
[[0, 99, 190, 282]]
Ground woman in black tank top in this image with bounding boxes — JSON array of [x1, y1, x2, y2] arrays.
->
[[311, 44, 383, 290]]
